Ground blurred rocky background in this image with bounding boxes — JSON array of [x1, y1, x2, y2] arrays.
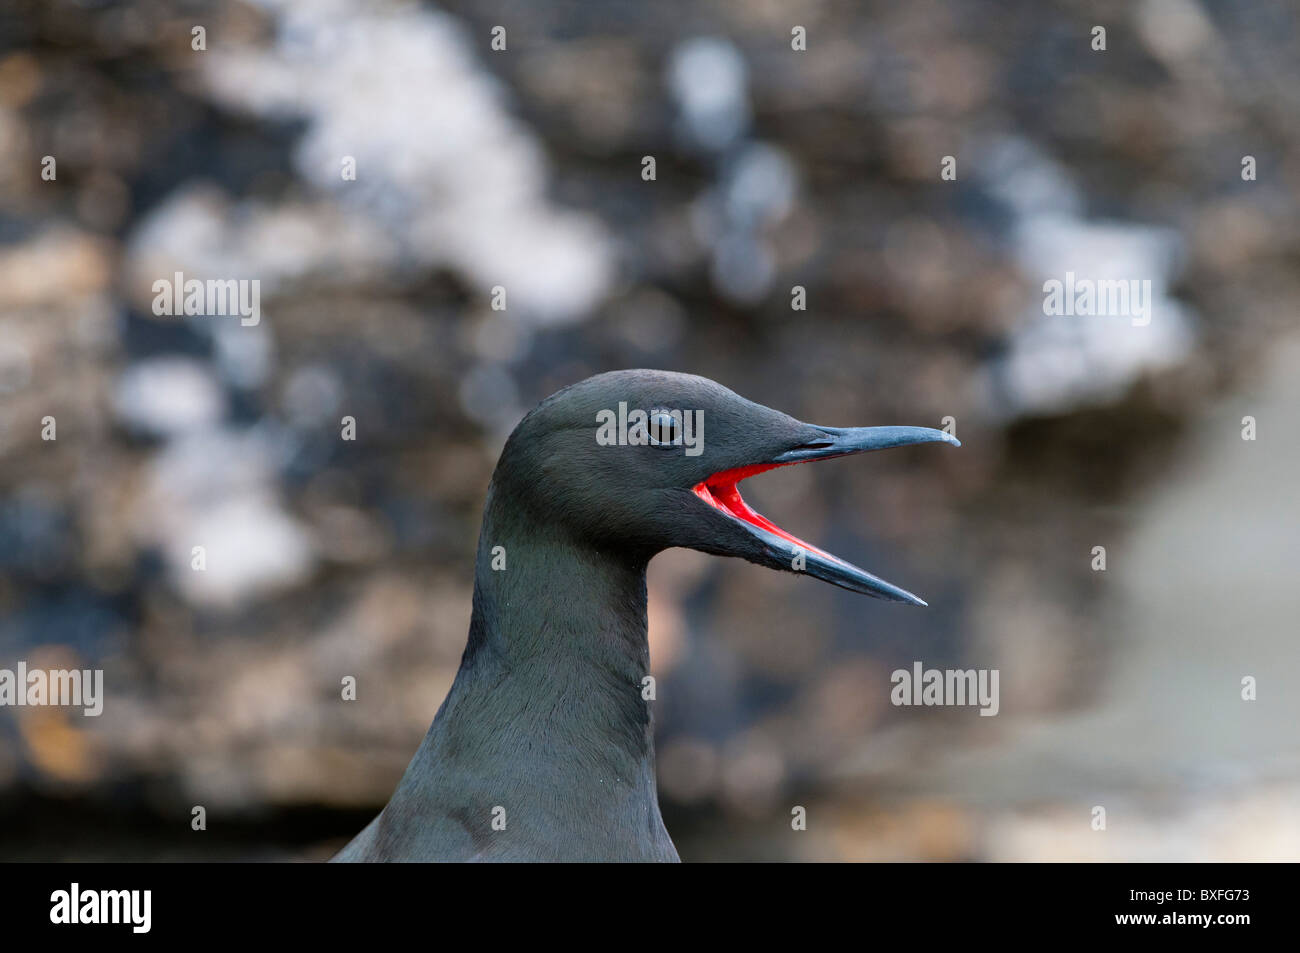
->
[[1, 0, 1297, 860]]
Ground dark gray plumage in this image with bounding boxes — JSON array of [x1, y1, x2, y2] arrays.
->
[[334, 369, 957, 862]]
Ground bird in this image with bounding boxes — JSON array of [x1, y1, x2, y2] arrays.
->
[[333, 369, 958, 862]]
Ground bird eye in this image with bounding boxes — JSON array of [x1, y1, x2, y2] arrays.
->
[[646, 411, 680, 447]]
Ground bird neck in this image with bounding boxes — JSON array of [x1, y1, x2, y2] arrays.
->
[[432, 489, 659, 787]]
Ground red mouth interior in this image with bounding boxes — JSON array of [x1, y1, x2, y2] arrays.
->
[[692, 462, 845, 564]]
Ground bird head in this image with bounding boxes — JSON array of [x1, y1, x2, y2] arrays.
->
[[491, 369, 958, 605]]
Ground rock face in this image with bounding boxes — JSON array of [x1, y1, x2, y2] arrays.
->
[[2, 0, 1298, 861]]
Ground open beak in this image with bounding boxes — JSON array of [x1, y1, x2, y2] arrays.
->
[[692, 426, 959, 606]]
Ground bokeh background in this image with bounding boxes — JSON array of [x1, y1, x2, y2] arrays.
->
[[2, 0, 1298, 861]]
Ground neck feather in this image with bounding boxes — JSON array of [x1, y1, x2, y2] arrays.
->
[[373, 479, 678, 859], [434, 487, 658, 787]]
